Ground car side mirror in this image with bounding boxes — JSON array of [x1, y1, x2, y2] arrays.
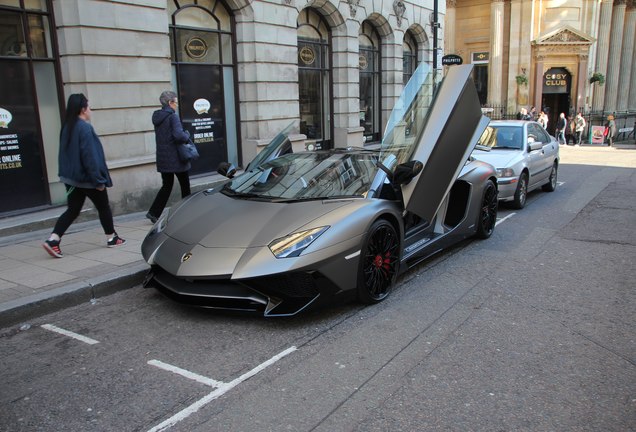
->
[[393, 160, 423, 185], [529, 142, 543, 152], [217, 162, 237, 178]]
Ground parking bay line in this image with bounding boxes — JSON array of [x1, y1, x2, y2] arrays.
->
[[41, 324, 99, 345], [148, 359, 224, 388], [495, 212, 516, 226], [147, 346, 297, 432]]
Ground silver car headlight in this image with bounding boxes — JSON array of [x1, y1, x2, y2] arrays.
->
[[496, 167, 515, 178], [269, 226, 329, 258]]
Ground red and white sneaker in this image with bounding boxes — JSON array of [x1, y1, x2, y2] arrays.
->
[[43, 239, 63, 258], [107, 234, 127, 248]]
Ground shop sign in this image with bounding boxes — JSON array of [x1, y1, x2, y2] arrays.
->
[[442, 54, 463, 66], [185, 37, 208, 59], [472, 52, 489, 64], [543, 68, 570, 94], [359, 54, 368, 70], [191, 98, 215, 145], [299, 46, 316, 65]]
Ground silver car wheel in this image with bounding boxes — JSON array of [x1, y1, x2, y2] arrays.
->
[[512, 172, 528, 209]]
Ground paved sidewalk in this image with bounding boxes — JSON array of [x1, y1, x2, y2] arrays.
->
[[0, 211, 153, 327]]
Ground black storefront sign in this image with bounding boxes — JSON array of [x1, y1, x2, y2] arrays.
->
[[177, 64, 227, 175], [442, 54, 463, 66]]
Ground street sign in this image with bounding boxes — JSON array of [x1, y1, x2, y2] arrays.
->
[[442, 54, 463, 66]]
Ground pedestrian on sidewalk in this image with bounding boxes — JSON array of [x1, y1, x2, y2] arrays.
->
[[556, 112, 567, 145], [604, 114, 616, 147], [42, 93, 126, 258], [575, 112, 586, 146], [146, 91, 192, 224]]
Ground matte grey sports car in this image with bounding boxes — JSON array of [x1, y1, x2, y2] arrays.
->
[[141, 64, 499, 316]]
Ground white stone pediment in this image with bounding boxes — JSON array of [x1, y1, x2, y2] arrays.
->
[[533, 26, 595, 45]]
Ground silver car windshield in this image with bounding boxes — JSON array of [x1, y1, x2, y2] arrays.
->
[[492, 126, 524, 149], [222, 152, 379, 201], [380, 61, 436, 169]]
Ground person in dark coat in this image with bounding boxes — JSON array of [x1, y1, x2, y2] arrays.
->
[[146, 91, 191, 223], [43, 94, 126, 258], [604, 115, 617, 147]]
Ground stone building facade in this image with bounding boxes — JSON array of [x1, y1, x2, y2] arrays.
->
[[0, 0, 438, 215], [446, 0, 636, 132]]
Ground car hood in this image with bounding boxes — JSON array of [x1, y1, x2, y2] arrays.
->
[[163, 189, 352, 248], [472, 149, 521, 168]]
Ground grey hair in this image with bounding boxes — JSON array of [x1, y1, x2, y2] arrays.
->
[[159, 90, 178, 107]]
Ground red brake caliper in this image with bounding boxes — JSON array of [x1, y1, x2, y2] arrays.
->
[[373, 253, 392, 276]]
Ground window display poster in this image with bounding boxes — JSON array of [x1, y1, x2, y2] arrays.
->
[[177, 64, 227, 175], [0, 61, 48, 213]]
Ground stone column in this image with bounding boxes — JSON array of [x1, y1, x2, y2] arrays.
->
[[576, 55, 589, 113], [533, 56, 544, 111], [603, 0, 627, 112], [592, 0, 614, 111], [488, 0, 505, 106], [617, 2, 636, 111], [445, 0, 456, 54], [630, 23, 636, 110]]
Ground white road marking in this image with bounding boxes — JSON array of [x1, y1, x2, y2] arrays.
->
[[147, 346, 297, 432], [148, 360, 223, 388], [495, 213, 516, 226], [41, 324, 99, 345]]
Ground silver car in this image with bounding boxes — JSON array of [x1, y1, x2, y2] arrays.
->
[[472, 120, 559, 209]]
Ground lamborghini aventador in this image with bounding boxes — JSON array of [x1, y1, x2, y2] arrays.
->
[[141, 63, 499, 316]]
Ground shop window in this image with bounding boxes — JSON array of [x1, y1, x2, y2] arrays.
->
[[403, 30, 417, 85], [298, 8, 331, 150], [359, 21, 381, 144], [0, 0, 61, 213]]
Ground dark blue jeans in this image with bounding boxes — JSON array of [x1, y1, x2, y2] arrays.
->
[[53, 185, 115, 236]]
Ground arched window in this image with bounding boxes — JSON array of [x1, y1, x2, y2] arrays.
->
[[359, 21, 381, 144], [403, 30, 418, 85], [168, 0, 238, 173], [298, 8, 332, 150]]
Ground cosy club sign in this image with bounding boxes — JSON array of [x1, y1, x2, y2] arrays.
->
[[543, 68, 570, 94]]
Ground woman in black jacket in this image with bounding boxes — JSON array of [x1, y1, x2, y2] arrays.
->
[[146, 91, 191, 223], [43, 94, 126, 258]]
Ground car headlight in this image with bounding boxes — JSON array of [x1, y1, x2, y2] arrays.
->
[[269, 226, 329, 258], [496, 168, 515, 178]]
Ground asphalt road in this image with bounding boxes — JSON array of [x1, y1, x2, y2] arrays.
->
[[1, 146, 635, 432]]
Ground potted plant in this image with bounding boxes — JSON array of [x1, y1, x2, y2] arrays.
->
[[515, 74, 528, 86], [589, 72, 605, 85]]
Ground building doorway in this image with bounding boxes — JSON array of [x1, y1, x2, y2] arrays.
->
[[542, 67, 571, 136], [0, 2, 61, 214], [168, 1, 238, 174]]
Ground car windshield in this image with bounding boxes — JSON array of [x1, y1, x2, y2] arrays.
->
[[221, 151, 379, 201], [492, 126, 524, 149], [380, 61, 436, 169]]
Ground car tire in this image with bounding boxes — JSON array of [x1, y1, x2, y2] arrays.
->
[[542, 162, 558, 192], [475, 179, 498, 239], [357, 219, 400, 304], [512, 172, 528, 209]]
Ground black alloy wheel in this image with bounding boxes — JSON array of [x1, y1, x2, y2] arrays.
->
[[358, 219, 400, 304], [542, 162, 558, 192], [512, 172, 528, 209], [475, 179, 498, 239]]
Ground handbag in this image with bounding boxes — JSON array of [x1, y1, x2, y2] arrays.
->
[[177, 140, 199, 162]]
